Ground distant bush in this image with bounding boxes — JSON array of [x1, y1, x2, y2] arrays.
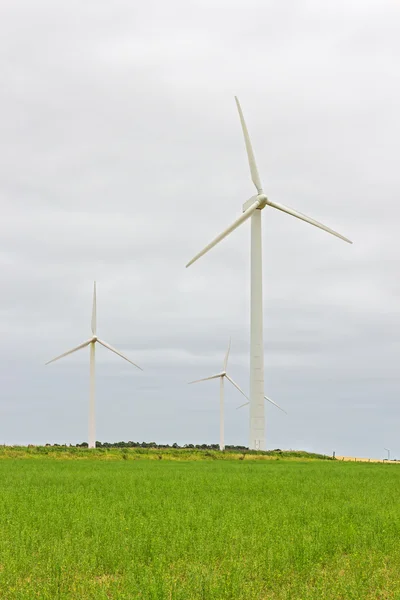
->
[[0, 442, 334, 462]]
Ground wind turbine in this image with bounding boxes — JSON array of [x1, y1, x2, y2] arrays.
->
[[186, 97, 352, 450], [46, 282, 142, 448], [189, 338, 250, 451], [384, 447, 391, 461]]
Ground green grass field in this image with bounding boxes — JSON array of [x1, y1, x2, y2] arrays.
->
[[0, 455, 399, 599]]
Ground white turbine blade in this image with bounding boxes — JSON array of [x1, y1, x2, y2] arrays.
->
[[91, 281, 97, 335], [186, 198, 260, 268], [223, 338, 231, 371], [225, 375, 248, 400], [236, 396, 287, 414], [265, 395, 287, 414], [45, 339, 92, 365], [188, 372, 224, 384], [267, 199, 352, 244], [96, 339, 143, 370], [235, 97, 263, 194], [236, 401, 249, 410]]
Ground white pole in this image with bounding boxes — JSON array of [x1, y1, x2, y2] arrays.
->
[[219, 376, 225, 451], [88, 341, 96, 449], [249, 210, 265, 450]]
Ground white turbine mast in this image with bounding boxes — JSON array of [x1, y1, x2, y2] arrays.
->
[[46, 282, 142, 448], [186, 97, 352, 451]]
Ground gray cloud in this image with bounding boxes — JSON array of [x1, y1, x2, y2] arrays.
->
[[0, 0, 399, 459]]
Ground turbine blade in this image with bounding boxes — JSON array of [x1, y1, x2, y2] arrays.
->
[[236, 401, 249, 410], [188, 373, 224, 384], [236, 396, 287, 414], [186, 198, 260, 268], [265, 395, 287, 414], [225, 375, 248, 400], [45, 339, 92, 365], [223, 337, 231, 371], [91, 281, 97, 335], [267, 200, 352, 244], [96, 339, 143, 370], [235, 97, 263, 194]]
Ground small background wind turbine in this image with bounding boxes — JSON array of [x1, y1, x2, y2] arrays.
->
[[384, 447, 391, 461], [46, 282, 142, 448], [186, 97, 352, 450], [188, 339, 249, 450]]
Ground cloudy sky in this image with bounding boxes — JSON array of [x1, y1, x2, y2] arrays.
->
[[0, 0, 399, 458]]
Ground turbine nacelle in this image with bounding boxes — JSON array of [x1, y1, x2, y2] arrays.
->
[[242, 194, 268, 212], [257, 194, 268, 208]]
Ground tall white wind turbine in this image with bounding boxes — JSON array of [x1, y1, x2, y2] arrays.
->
[[46, 282, 142, 448], [189, 339, 249, 450], [186, 97, 352, 451]]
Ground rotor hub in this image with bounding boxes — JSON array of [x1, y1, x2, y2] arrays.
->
[[256, 194, 268, 209]]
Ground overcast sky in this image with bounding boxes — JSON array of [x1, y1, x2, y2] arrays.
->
[[0, 0, 399, 458]]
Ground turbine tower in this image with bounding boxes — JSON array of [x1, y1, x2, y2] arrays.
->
[[186, 97, 352, 450], [46, 282, 142, 448]]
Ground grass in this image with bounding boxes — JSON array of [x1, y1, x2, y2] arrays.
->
[[0, 445, 332, 461], [0, 457, 399, 599]]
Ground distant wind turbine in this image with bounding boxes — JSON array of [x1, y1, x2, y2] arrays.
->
[[384, 447, 391, 461], [186, 97, 352, 450], [46, 282, 142, 448], [189, 339, 278, 450]]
